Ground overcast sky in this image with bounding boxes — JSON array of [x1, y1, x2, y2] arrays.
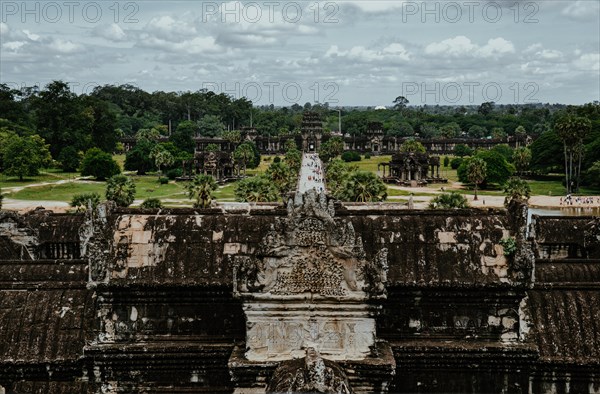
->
[[1, 1, 598, 106]]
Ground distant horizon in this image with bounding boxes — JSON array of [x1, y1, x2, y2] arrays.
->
[[1, 1, 598, 105]]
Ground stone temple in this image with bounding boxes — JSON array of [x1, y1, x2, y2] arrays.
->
[[0, 186, 599, 392]]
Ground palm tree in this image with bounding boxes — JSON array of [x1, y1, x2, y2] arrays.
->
[[429, 191, 469, 209], [234, 175, 279, 202], [234, 143, 254, 175], [266, 161, 294, 198], [503, 177, 531, 207], [339, 171, 387, 202], [186, 174, 218, 208], [555, 115, 592, 193], [513, 147, 532, 175], [466, 157, 487, 201]]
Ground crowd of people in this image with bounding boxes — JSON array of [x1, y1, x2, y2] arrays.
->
[[560, 194, 600, 206], [300, 153, 325, 193]]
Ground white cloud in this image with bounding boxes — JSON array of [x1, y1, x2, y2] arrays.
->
[[48, 38, 83, 54], [325, 42, 410, 63], [145, 15, 197, 41], [574, 53, 600, 71], [2, 41, 26, 51], [425, 36, 476, 57], [94, 24, 127, 42], [138, 34, 222, 55], [22, 29, 40, 41], [425, 36, 514, 59], [561, 1, 600, 21]]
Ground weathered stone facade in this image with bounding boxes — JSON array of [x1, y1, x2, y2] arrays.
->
[[0, 203, 598, 393]]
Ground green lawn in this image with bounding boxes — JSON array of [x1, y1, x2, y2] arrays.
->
[[8, 176, 187, 202], [213, 183, 236, 201], [0, 169, 80, 188]]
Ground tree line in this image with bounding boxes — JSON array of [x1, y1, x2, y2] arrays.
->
[[1, 81, 599, 192]]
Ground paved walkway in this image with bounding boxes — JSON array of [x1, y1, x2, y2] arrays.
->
[[298, 153, 326, 194]]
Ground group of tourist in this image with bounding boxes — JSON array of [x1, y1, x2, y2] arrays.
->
[[300, 153, 325, 193], [560, 194, 600, 206]]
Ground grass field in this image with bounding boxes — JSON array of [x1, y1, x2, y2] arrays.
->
[[8, 176, 187, 202], [2, 154, 600, 206]]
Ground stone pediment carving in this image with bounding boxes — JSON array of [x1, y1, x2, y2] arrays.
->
[[266, 348, 353, 394], [233, 190, 388, 300]]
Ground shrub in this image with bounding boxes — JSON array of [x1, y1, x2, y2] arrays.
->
[[499, 237, 517, 256], [140, 198, 163, 209], [58, 146, 82, 172], [159, 176, 169, 184], [273, 156, 281, 163], [364, 153, 371, 159], [450, 157, 463, 170], [166, 168, 182, 180], [105, 175, 136, 207], [70, 192, 101, 212], [429, 191, 469, 209], [443, 156, 450, 168], [81, 148, 121, 180], [341, 151, 361, 162]]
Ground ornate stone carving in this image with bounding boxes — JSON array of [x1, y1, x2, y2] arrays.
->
[[232, 190, 389, 362], [233, 190, 388, 299], [266, 348, 353, 394]]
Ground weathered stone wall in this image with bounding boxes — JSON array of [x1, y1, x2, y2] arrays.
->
[[0, 206, 598, 393]]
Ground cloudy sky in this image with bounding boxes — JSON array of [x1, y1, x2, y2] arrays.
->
[[1, 1, 598, 106]]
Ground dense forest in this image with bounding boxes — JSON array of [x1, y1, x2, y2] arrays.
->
[[1, 81, 599, 188]]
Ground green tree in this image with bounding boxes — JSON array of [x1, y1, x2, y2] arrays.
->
[[491, 127, 506, 139], [319, 136, 344, 163], [32, 80, 93, 158], [393, 96, 409, 110], [461, 150, 514, 187], [234, 143, 255, 175], [530, 130, 563, 173], [234, 174, 279, 202], [513, 147, 532, 174], [205, 143, 220, 152], [453, 144, 473, 157], [2, 135, 52, 181], [285, 145, 302, 173], [490, 144, 514, 163], [83, 96, 118, 153], [266, 161, 295, 199], [326, 159, 357, 198], [429, 191, 469, 209], [81, 148, 121, 180], [468, 125, 487, 138], [70, 192, 101, 212], [58, 146, 82, 172], [186, 174, 218, 208], [584, 161, 600, 188], [150, 145, 175, 177], [465, 157, 487, 200], [198, 114, 225, 137], [440, 123, 461, 139], [478, 101, 495, 116], [399, 139, 426, 153], [124, 139, 156, 175], [555, 115, 592, 193], [105, 175, 136, 207], [337, 171, 387, 202], [170, 120, 197, 153], [503, 177, 531, 207]]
